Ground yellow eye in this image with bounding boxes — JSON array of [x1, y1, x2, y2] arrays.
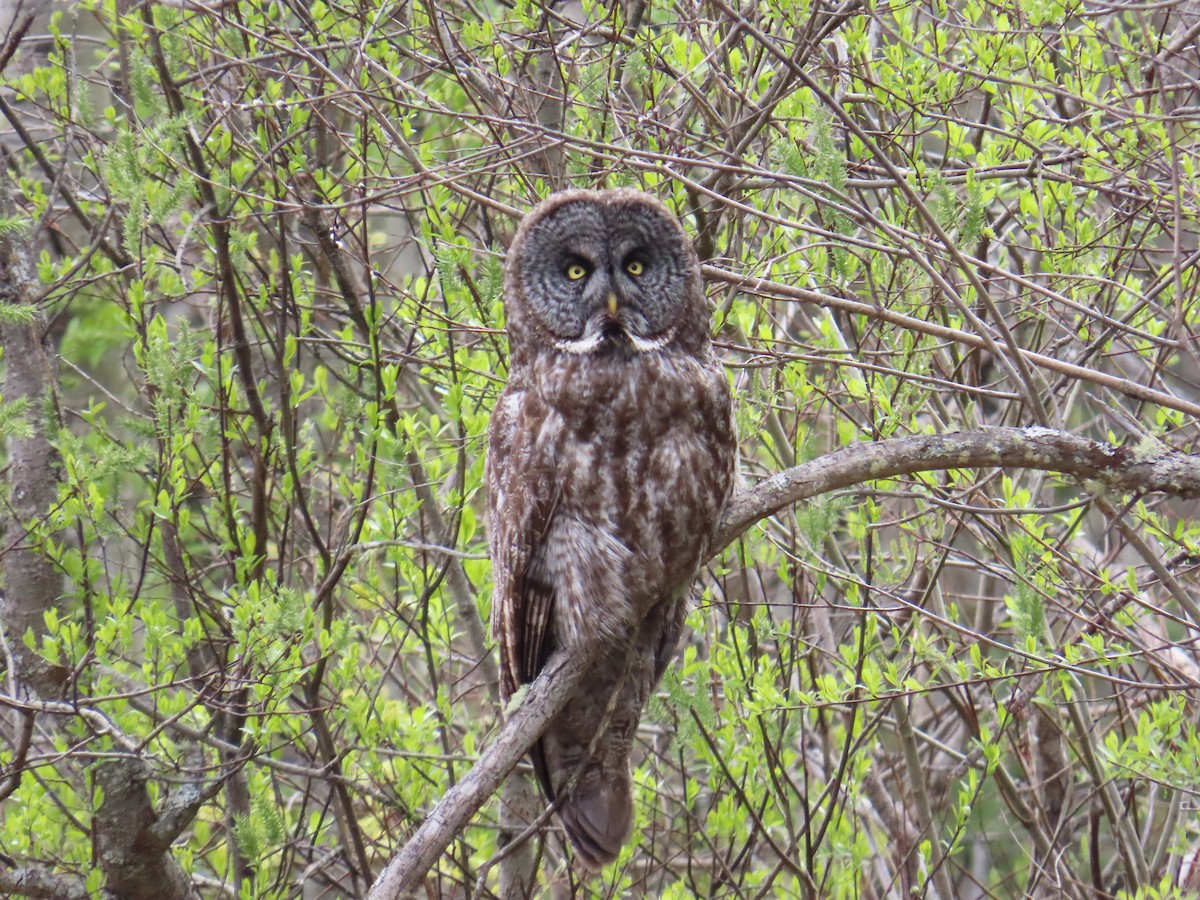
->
[[626, 260, 644, 276], [566, 263, 587, 280]]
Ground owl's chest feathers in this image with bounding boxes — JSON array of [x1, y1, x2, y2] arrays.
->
[[526, 347, 734, 595], [531, 347, 708, 438]]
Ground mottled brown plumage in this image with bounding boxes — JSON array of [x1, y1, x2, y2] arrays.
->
[[486, 189, 736, 868]]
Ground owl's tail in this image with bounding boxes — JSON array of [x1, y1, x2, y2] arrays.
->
[[531, 736, 634, 870], [528, 599, 687, 869], [556, 773, 633, 870]]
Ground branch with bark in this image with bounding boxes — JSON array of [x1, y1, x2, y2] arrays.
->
[[367, 425, 1200, 898]]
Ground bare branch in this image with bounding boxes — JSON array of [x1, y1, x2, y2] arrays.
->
[[92, 759, 203, 900], [368, 424, 1200, 896], [367, 649, 598, 899], [716, 427, 1200, 552], [0, 864, 90, 900], [0, 185, 66, 700]]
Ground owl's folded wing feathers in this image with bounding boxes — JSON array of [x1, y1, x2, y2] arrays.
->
[[485, 387, 561, 698]]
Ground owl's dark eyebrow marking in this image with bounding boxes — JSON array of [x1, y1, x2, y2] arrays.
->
[[563, 253, 593, 270]]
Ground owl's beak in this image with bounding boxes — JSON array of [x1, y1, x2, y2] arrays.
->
[[606, 292, 619, 317]]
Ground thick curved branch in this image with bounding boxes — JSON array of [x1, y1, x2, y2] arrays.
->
[[367, 425, 1200, 898], [366, 649, 599, 899], [0, 864, 90, 900], [715, 426, 1199, 552]]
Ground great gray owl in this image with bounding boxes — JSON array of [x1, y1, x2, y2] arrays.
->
[[486, 189, 736, 868]]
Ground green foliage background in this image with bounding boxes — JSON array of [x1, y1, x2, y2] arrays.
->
[[1, 0, 1199, 896]]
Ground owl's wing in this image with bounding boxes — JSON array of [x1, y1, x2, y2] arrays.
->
[[651, 590, 689, 686], [486, 387, 560, 698]]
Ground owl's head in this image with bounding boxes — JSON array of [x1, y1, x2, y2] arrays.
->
[[503, 189, 708, 362]]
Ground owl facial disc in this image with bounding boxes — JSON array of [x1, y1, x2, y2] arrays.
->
[[512, 194, 694, 355]]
